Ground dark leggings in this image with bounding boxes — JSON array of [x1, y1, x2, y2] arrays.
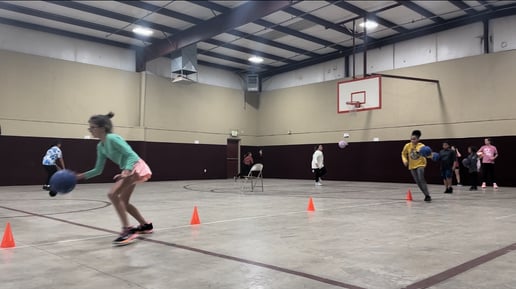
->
[[237, 164, 252, 178], [481, 163, 495, 185], [43, 165, 58, 185], [313, 167, 327, 182], [469, 171, 479, 188], [410, 167, 430, 196]]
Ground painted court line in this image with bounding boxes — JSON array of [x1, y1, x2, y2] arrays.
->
[[4, 234, 114, 249], [401, 242, 516, 289], [0, 205, 118, 235], [495, 213, 516, 220], [2, 204, 516, 289], [0, 204, 365, 289], [143, 237, 367, 289]]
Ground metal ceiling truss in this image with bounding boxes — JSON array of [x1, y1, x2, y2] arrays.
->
[[140, 0, 297, 69], [0, 16, 132, 49], [0, 0, 515, 79], [260, 1, 516, 77], [329, 0, 409, 33], [396, 1, 446, 24], [120, 1, 309, 72]]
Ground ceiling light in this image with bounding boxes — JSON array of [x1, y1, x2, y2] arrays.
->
[[248, 56, 264, 64], [359, 21, 378, 29], [132, 27, 153, 36]]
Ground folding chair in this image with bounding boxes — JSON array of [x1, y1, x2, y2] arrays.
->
[[241, 163, 264, 192]]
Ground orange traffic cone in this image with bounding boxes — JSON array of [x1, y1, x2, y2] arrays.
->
[[1, 222, 15, 248], [307, 197, 315, 211], [190, 206, 201, 225], [406, 189, 413, 201]]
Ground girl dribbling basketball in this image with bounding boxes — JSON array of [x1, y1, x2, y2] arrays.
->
[[76, 112, 153, 246]]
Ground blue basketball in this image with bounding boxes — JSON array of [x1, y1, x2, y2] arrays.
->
[[419, 146, 432, 157], [49, 169, 76, 194], [432, 152, 440, 162]]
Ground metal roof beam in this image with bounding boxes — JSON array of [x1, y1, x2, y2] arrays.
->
[[50, 1, 285, 70], [197, 59, 242, 73], [450, 0, 477, 16], [282, 6, 356, 37], [221, 30, 320, 58], [262, 3, 516, 77], [378, 3, 516, 47], [142, 1, 296, 67], [0, 2, 155, 43], [331, 0, 409, 33], [50, 1, 181, 34], [336, 3, 402, 27], [198, 49, 276, 70], [121, 1, 308, 67], [119, 1, 203, 25], [253, 18, 348, 51], [477, 0, 495, 11], [192, 1, 343, 53], [396, 1, 445, 23], [0, 17, 133, 49], [204, 38, 295, 64], [121, 1, 316, 59], [190, 1, 230, 13]]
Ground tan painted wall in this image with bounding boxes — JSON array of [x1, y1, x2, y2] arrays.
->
[[1, 49, 515, 147], [257, 50, 516, 145], [143, 74, 258, 145], [0, 50, 257, 145], [0, 50, 140, 139]]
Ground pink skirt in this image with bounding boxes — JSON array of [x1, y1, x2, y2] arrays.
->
[[131, 159, 152, 183]]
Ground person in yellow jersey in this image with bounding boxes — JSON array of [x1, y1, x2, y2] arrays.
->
[[401, 130, 432, 202]]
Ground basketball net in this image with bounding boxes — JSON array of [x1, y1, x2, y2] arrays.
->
[[346, 101, 361, 116]]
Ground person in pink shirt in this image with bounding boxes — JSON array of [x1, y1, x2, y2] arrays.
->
[[477, 138, 499, 189]]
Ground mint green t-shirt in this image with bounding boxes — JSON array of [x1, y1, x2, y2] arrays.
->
[[84, 133, 140, 179]]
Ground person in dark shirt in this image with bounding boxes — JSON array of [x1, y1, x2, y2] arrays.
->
[[254, 149, 263, 164], [439, 141, 456, 194], [463, 146, 479, 191]]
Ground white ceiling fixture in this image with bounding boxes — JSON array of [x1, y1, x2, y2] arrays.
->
[[132, 27, 154, 36], [248, 56, 264, 64], [359, 21, 379, 29]]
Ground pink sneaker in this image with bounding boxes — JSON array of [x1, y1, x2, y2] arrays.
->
[[481, 182, 486, 189], [493, 183, 499, 190]]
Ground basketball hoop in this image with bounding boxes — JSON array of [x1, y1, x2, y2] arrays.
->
[[346, 101, 362, 109], [338, 76, 381, 114]]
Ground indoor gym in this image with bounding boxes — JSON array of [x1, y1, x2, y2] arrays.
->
[[1, 1, 516, 289]]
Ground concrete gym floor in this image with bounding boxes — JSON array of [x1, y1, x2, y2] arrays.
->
[[1, 179, 515, 289]]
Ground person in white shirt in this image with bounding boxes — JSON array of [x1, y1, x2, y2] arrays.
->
[[42, 140, 65, 197], [311, 144, 326, 186]]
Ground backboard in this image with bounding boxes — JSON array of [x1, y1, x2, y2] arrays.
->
[[337, 75, 382, 113]]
